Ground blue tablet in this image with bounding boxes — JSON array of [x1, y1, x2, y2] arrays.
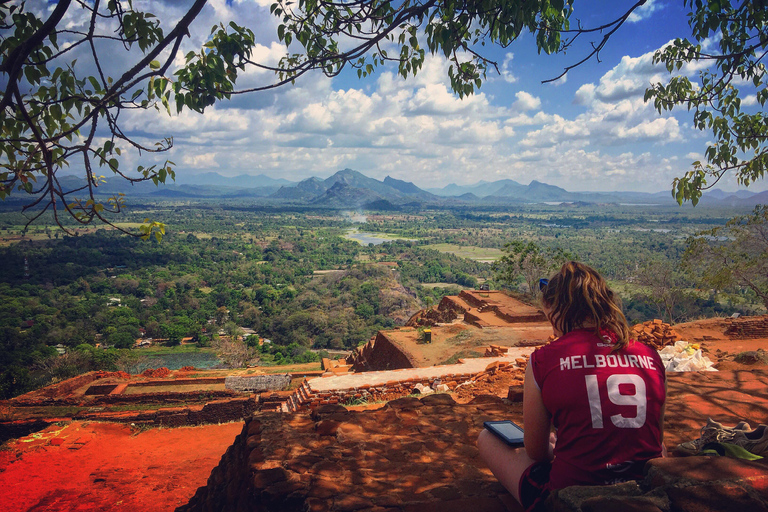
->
[[484, 420, 525, 447]]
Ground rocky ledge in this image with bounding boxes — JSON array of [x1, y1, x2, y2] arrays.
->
[[177, 392, 768, 512]]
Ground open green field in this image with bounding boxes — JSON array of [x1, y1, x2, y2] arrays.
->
[[112, 222, 146, 229], [420, 282, 462, 289], [422, 243, 504, 262], [137, 345, 216, 356]]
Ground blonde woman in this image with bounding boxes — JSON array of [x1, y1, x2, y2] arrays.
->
[[478, 262, 666, 511]]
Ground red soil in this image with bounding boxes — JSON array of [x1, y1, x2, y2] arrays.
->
[[1, 317, 765, 512], [0, 421, 241, 512]]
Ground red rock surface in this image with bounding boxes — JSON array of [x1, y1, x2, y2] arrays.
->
[[0, 421, 242, 512], [1, 317, 767, 512], [179, 395, 523, 512]]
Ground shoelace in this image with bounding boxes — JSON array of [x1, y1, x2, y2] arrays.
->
[[695, 426, 740, 448]]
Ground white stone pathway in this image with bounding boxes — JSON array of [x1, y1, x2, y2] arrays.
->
[[307, 347, 534, 392]]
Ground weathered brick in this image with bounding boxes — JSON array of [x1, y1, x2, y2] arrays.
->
[[403, 497, 506, 512], [665, 483, 768, 512], [252, 467, 289, 488], [248, 447, 264, 465], [315, 419, 341, 436], [247, 420, 262, 436], [333, 494, 375, 511], [580, 496, 664, 512], [646, 457, 768, 487]]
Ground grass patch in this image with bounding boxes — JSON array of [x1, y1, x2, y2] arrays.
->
[[105, 403, 197, 412], [439, 349, 484, 365], [258, 363, 322, 374], [130, 422, 159, 436], [112, 222, 146, 229], [19, 406, 84, 417], [734, 349, 768, 365], [420, 282, 461, 289], [422, 243, 504, 262], [342, 396, 369, 406], [446, 330, 473, 345]]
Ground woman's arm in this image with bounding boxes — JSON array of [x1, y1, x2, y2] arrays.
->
[[523, 362, 553, 461]]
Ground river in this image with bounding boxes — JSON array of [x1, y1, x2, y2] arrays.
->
[[344, 230, 417, 245]]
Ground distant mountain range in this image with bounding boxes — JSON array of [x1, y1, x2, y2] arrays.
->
[[53, 169, 766, 209], [271, 169, 436, 208]]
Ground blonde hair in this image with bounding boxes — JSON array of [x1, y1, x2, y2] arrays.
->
[[541, 261, 630, 350]]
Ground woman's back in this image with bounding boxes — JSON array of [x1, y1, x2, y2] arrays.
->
[[531, 328, 665, 488]]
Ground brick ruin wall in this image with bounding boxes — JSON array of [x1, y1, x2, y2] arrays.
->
[[11, 389, 241, 407], [405, 295, 469, 327], [491, 306, 546, 324], [17, 371, 108, 399], [177, 402, 768, 512], [127, 377, 226, 387], [283, 370, 477, 412], [346, 331, 417, 372], [177, 415, 268, 512], [725, 315, 768, 339], [0, 397, 259, 442], [225, 375, 292, 392], [458, 290, 486, 308], [463, 310, 486, 328]]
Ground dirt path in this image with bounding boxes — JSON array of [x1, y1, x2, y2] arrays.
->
[[0, 421, 242, 512]]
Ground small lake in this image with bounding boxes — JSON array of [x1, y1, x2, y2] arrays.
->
[[632, 228, 673, 233], [344, 231, 416, 245], [125, 351, 223, 374]]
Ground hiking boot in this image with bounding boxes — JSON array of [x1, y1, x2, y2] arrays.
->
[[729, 425, 768, 457], [675, 418, 751, 456]]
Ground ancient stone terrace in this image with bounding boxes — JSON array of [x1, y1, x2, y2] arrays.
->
[[458, 290, 547, 326], [179, 369, 768, 512], [407, 290, 547, 328], [286, 348, 533, 411], [349, 290, 551, 372], [4, 317, 768, 512]]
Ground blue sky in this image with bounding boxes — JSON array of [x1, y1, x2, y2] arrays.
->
[[46, 0, 768, 193]]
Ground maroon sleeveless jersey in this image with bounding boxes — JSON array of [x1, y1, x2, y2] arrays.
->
[[530, 328, 666, 488]]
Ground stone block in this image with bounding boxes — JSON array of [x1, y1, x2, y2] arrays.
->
[[507, 385, 524, 402], [580, 496, 664, 512], [312, 404, 348, 417], [333, 494, 374, 511], [248, 447, 265, 465], [308, 477, 347, 498], [246, 419, 262, 436], [285, 455, 324, 475], [403, 497, 507, 512], [427, 485, 462, 501], [312, 460, 346, 479], [386, 397, 423, 409], [315, 419, 341, 436], [665, 483, 768, 512], [645, 456, 768, 488], [252, 467, 289, 489], [419, 394, 456, 406], [226, 374, 291, 393], [306, 497, 331, 512], [547, 482, 643, 512]]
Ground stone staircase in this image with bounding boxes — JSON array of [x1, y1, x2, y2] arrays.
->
[[284, 380, 313, 412]]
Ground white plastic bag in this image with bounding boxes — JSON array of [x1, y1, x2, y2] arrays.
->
[[658, 340, 717, 372]]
